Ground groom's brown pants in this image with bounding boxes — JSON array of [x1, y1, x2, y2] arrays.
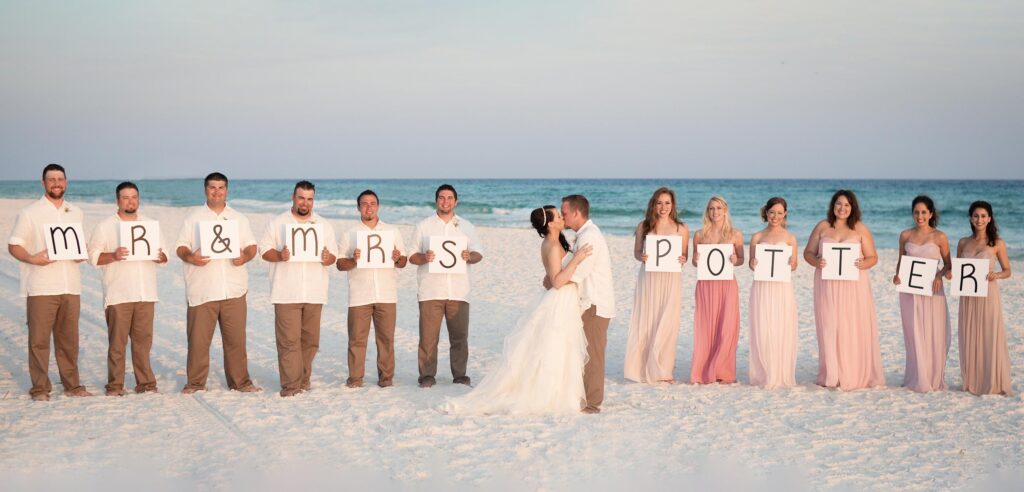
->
[[582, 306, 609, 411]]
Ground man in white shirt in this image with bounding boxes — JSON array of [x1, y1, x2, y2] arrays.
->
[[88, 182, 168, 396], [337, 190, 407, 388], [259, 181, 338, 397], [561, 194, 615, 414], [175, 172, 260, 394], [8, 164, 92, 401], [409, 184, 483, 388]]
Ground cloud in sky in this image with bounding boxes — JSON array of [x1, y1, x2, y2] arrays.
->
[[2, 0, 1022, 180]]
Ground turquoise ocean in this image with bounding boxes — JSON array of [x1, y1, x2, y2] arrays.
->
[[2, 179, 1021, 258]]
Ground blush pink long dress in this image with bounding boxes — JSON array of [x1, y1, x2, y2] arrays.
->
[[691, 278, 740, 384], [898, 242, 950, 392], [748, 243, 798, 388], [813, 237, 885, 390], [957, 250, 1013, 396], [624, 269, 682, 382]]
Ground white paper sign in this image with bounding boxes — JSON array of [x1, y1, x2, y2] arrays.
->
[[896, 255, 938, 296], [753, 243, 792, 282], [356, 230, 396, 269], [118, 221, 161, 261], [644, 235, 683, 273], [43, 223, 88, 260], [696, 243, 734, 280], [428, 236, 468, 274], [821, 242, 860, 281], [951, 258, 990, 298], [199, 220, 240, 259], [284, 223, 324, 263]]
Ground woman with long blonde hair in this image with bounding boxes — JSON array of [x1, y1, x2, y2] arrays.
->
[[690, 195, 744, 384], [624, 187, 688, 383]]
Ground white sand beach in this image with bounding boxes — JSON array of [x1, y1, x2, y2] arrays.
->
[[0, 198, 1021, 490]]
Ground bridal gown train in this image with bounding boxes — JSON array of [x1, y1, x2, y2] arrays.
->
[[444, 283, 589, 415]]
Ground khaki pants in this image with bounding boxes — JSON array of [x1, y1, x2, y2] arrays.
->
[[417, 300, 469, 383], [105, 301, 157, 393], [582, 306, 609, 411], [274, 303, 322, 393], [347, 303, 397, 385], [184, 294, 254, 391], [26, 294, 84, 397]]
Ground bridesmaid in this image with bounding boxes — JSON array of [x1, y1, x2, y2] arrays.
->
[[747, 197, 798, 389], [803, 189, 884, 390], [955, 201, 1013, 396], [624, 187, 688, 383], [690, 196, 743, 384], [892, 195, 951, 392]]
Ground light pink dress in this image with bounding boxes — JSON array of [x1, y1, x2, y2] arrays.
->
[[624, 270, 682, 382], [691, 279, 740, 384], [898, 242, 950, 392], [958, 250, 1013, 396], [748, 244, 797, 389], [813, 237, 885, 390]]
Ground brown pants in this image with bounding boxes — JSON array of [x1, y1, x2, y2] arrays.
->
[[582, 306, 610, 411], [274, 303, 322, 393], [418, 300, 469, 383], [347, 303, 397, 385], [184, 294, 254, 391], [105, 301, 157, 393], [26, 294, 84, 397]]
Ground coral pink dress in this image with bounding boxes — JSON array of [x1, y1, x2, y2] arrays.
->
[[691, 278, 740, 384], [624, 269, 682, 382], [898, 242, 950, 392], [957, 250, 1013, 396], [813, 237, 884, 390], [748, 243, 798, 388]]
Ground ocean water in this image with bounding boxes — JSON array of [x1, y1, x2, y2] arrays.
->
[[2, 179, 1021, 258]]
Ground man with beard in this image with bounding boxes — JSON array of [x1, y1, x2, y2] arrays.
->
[[176, 172, 261, 394], [8, 163, 92, 400], [337, 189, 407, 388], [87, 182, 168, 395], [260, 180, 338, 396]]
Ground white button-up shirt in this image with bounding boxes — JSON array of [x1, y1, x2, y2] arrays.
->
[[87, 212, 164, 307], [570, 220, 616, 318], [410, 213, 482, 302], [175, 203, 256, 307], [258, 210, 338, 305], [339, 219, 406, 307], [7, 196, 83, 297]]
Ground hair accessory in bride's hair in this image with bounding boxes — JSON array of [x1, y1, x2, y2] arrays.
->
[[541, 210, 548, 227]]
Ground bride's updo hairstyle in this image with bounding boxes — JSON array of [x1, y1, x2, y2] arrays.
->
[[530, 205, 571, 252]]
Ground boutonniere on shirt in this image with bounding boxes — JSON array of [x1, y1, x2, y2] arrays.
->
[[452, 219, 460, 228], [63, 206, 70, 213]]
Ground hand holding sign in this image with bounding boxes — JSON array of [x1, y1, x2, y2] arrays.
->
[[118, 221, 161, 261], [356, 230, 395, 269], [43, 223, 88, 261], [645, 235, 683, 272], [951, 258, 989, 297], [428, 236, 468, 274], [821, 242, 860, 281], [199, 220, 240, 260], [753, 243, 792, 282], [895, 255, 938, 296], [696, 244, 734, 280]]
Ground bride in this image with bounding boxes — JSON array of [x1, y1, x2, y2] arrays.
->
[[444, 205, 592, 415]]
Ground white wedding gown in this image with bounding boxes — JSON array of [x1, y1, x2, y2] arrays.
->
[[444, 283, 589, 415]]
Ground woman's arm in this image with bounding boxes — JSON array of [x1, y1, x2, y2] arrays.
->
[[633, 223, 646, 262], [856, 223, 878, 270], [548, 244, 593, 289], [803, 222, 823, 267]]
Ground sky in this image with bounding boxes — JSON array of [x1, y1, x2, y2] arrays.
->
[[1, 0, 1022, 180]]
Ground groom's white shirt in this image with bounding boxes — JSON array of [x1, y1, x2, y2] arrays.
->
[[570, 219, 615, 319]]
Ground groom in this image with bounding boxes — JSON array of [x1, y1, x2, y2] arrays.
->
[[559, 194, 615, 414]]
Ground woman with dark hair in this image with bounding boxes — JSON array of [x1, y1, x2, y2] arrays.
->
[[445, 205, 594, 414], [690, 196, 744, 384], [747, 197, 798, 388], [803, 189, 884, 390], [892, 195, 951, 392], [955, 201, 1012, 396], [624, 187, 688, 383]]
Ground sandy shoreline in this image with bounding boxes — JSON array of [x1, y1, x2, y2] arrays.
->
[[0, 198, 1021, 490]]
